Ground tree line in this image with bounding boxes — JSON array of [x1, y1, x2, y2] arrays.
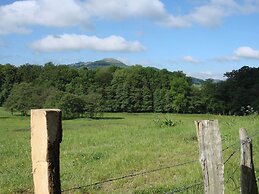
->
[[0, 62, 258, 118]]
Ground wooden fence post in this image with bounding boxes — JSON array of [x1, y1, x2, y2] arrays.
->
[[195, 120, 224, 194], [239, 128, 258, 194], [31, 109, 62, 194]]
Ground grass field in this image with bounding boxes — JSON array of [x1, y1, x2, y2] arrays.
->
[[0, 107, 258, 193]]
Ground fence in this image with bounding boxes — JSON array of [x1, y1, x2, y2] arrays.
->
[[30, 109, 259, 194]]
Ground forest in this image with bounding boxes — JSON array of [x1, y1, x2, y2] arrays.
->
[[0, 62, 258, 118]]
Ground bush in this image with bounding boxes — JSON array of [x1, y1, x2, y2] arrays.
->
[[153, 115, 176, 127], [4, 83, 46, 116], [59, 93, 85, 119], [84, 92, 103, 119], [241, 105, 257, 115]]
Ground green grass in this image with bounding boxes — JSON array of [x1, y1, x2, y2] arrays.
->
[[0, 107, 258, 193]]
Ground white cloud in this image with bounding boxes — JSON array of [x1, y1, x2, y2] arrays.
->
[[183, 56, 200, 63], [187, 2, 234, 26], [234, 46, 259, 59], [30, 34, 145, 52], [1, 0, 259, 35], [186, 0, 259, 27], [189, 71, 224, 80], [213, 55, 240, 62], [84, 0, 191, 27], [84, 0, 164, 19], [212, 46, 259, 63], [0, 0, 90, 35], [84, 0, 259, 27]]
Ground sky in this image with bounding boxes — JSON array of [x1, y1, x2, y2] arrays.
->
[[1, 0, 259, 79]]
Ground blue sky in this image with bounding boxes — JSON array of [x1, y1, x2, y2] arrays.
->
[[1, 0, 259, 79]]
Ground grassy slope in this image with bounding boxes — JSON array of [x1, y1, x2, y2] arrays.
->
[[0, 107, 258, 193]]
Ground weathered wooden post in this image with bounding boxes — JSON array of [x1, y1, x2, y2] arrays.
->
[[239, 128, 258, 194], [31, 109, 62, 194], [195, 120, 224, 194]]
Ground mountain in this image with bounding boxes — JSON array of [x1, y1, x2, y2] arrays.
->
[[69, 58, 128, 69], [68, 58, 224, 84], [69, 61, 91, 69], [190, 77, 204, 85], [190, 77, 224, 85]]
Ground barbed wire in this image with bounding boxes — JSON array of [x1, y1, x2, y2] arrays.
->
[[224, 131, 259, 165], [62, 145, 243, 193], [62, 159, 198, 192], [224, 145, 240, 165], [166, 181, 203, 194], [226, 166, 239, 184], [223, 133, 255, 167], [248, 130, 259, 139], [225, 165, 239, 190], [233, 186, 240, 192], [223, 130, 259, 163], [223, 130, 259, 192], [222, 141, 239, 152], [62, 129, 258, 193], [223, 143, 240, 190], [222, 129, 259, 152]]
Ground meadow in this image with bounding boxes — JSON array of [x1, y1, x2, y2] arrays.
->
[[0, 107, 258, 193]]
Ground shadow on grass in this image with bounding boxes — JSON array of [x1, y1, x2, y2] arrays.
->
[[0, 116, 9, 119], [63, 116, 125, 120], [94, 116, 125, 120], [13, 128, 30, 132]]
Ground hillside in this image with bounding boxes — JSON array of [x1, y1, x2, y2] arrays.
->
[[190, 77, 204, 85], [69, 58, 128, 69], [69, 58, 207, 84]]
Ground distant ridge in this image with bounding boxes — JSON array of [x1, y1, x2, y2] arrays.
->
[[69, 58, 128, 69], [68, 58, 223, 84], [190, 77, 204, 85]]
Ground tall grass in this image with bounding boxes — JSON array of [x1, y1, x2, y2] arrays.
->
[[0, 107, 258, 193]]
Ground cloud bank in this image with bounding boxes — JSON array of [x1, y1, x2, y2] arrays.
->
[[234, 46, 259, 59], [183, 56, 200, 64], [30, 34, 145, 52], [216, 46, 259, 62], [1, 0, 259, 35]]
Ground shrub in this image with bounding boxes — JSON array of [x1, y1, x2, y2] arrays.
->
[[153, 115, 176, 127]]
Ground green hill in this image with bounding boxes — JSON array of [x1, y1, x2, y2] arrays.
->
[[69, 58, 128, 69], [68, 58, 215, 84]]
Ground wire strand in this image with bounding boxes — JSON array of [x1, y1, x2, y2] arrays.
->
[[62, 159, 198, 192], [167, 181, 203, 194], [62, 129, 259, 192], [226, 166, 239, 184], [224, 146, 240, 164]]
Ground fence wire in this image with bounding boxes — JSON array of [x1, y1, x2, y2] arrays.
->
[[62, 129, 259, 193], [62, 159, 198, 192], [222, 141, 239, 152], [167, 181, 203, 194], [222, 129, 259, 152], [224, 145, 240, 165], [224, 129, 259, 192]]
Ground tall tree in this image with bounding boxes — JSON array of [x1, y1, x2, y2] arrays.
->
[[0, 64, 18, 105], [170, 72, 191, 113], [223, 66, 259, 115], [4, 83, 45, 115]]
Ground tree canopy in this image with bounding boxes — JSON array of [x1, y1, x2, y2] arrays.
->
[[1, 63, 259, 118]]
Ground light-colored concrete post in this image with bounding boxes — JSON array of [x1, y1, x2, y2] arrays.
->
[[195, 120, 224, 194], [31, 109, 62, 194]]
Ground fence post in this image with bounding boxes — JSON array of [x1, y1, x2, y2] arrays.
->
[[195, 120, 224, 194], [31, 109, 62, 194], [239, 128, 258, 194]]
